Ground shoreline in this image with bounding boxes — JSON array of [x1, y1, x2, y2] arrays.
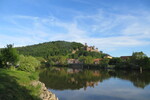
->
[[31, 80, 59, 100]]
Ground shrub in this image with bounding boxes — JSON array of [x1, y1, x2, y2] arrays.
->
[[18, 55, 41, 72]]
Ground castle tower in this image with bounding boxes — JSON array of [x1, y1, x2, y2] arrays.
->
[[95, 48, 98, 52], [93, 46, 95, 49], [84, 43, 88, 51], [85, 43, 87, 46]]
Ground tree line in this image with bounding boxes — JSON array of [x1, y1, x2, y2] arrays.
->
[[109, 52, 150, 70], [1, 42, 150, 70]]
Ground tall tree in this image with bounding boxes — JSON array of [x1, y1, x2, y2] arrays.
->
[[131, 52, 147, 60], [130, 52, 148, 69], [0, 44, 19, 68]]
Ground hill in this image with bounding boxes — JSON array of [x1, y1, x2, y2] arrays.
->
[[16, 41, 106, 59]]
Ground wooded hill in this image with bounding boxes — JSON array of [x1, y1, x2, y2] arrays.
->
[[16, 41, 107, 59]]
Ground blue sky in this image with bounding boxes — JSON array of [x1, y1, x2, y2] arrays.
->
[[0, 0, 150, 57]]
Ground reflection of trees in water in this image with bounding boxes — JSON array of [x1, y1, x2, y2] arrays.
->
[[39, 67, 110, 90], [109, 70, 150, 88], [39, 67, 150, 90]]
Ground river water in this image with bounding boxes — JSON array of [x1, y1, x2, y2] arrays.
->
[[39, 67, 150, 100]]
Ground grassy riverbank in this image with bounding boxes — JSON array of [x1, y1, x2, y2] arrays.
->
[[0, 68, 41, 100]]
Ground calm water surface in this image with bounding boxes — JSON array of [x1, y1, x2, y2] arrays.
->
[[39, 67, 150, 100]]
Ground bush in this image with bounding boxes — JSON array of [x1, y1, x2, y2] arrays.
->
[[18, 55, 41, 72]]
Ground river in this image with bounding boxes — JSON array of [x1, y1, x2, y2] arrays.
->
[[39, 67, 150, 100]]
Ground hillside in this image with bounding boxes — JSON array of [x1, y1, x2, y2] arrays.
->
[[16, 41, 106, 59], [17, 41, 83, 58]]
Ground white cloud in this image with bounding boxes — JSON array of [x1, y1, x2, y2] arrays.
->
[[0, 9, 150, 56]]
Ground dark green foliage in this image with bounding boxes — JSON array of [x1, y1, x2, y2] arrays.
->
[[128, 52, 150, 69], [0, 54, 2, 67], [109, 57, 122, 65], [99, 58, 110, 67], [130, 52, 147, 67], [17, 41, 107, 59], [140, 57, 150, 69], [0, 44, 19, 68], [131, 52, 147, 59], [17, 41, 84, 58], [114, 52, 150, 70]]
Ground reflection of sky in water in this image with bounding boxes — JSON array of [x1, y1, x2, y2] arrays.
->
[[50, 78, 150, 100]]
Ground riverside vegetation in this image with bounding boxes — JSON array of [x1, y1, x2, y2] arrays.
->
[[17, 41, 150, 70], [0, 41, 150, 100], [0, 44, 58, 100]]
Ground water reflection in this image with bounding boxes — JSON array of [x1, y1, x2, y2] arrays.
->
[[39, 67, 150, 89], [39, 67, 110, 90], [39, 67, 150, 100]]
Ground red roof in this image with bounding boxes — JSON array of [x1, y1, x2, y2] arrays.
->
[[93, 58, 102, 62]]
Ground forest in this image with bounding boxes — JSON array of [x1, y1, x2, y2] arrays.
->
[[16, 41, 106, 59]]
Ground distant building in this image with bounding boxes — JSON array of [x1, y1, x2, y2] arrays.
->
[[120, 56, 131, 60], [93, 58, 102, 64], [67, 59, 82, 64], [71, 43, 99, 54], [104, 55, 113, 59], [84, 43, 99, 52]]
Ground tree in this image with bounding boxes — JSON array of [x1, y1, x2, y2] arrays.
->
[[57, 56, 67, 65], [46, 56, 67, 66], [18, 55, 41, 72], [85, 56, 94, 64], [109, 57, 122, 65], [99, 58, 109, 68], [79, 56, 94, 64], [131, 52, 147, 60], [130, 52, 148, 69], [0, 53, 2, 67], [140, 57, 150, 69], [0, 44, 19, 68]]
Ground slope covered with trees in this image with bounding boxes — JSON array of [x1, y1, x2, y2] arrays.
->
[[16, 41, 106, 59], [17, 41, 84, 58]]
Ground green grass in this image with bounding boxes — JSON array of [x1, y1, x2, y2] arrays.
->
[[0, 68, 41, 100]]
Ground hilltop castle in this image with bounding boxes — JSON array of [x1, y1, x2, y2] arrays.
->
[[72, 43, 99, 54], [84, 43, 99, 52]]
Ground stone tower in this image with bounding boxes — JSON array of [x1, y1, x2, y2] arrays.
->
[[85, 43, 87, 46]]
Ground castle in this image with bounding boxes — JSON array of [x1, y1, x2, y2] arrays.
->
[[72, 43, 99, 54], [84, 43, 99, 52]]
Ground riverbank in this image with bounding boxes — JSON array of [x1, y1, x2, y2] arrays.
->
[[0, 68, 58, 100], [31, 80, 58, 100]]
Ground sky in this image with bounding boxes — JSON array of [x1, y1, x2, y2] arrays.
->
[[0, 0, 150, 57]]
